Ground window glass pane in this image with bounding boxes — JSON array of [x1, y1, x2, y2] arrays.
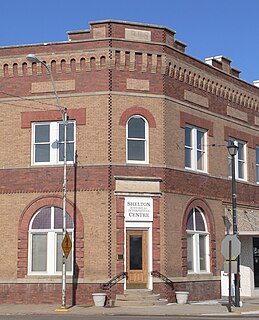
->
[[197, 130, 204, 150], [199, 234, 206, 271], [67, 142, 74, 161], [35, 144, 50, 162], [59, 123, 74, 142], [128, 140, 145, 161], [32, 207, 51, 229], [195, 210, 206, 231], [56, 233, 72, 272], [130, 235, 142, 270], [238, 161, 244, 179], [238, 143, 244, 161], [185, 127, 192, 147], [197, 150, 204, 170], [185, 148, 191, 168], [186, 211, 194, 230], [187, 234, 193, 271], [59, 142, 74, 162], [32, 234, 47, 271], [128, 117, 145, 139], [54, 207, 73, 229], [256, 148, 259, 165], [35, 125, 50, 143]]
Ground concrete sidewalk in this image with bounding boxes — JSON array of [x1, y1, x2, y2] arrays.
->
[[0, 298, 258, 317]]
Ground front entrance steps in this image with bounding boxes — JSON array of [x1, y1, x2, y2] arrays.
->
[[113, 289, 168, 306]]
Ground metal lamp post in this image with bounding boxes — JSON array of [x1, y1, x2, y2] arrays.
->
[[227, 143, 240, 307], [26, 54, 68, 309]]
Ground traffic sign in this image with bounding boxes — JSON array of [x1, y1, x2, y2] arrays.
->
[[221, 235, 241, 260], [62, 231, 72, 259]]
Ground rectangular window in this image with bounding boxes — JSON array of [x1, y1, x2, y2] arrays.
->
[[185, 126, 207, 172], [32, 121, 76, 165], [228, 138, 246, 180]]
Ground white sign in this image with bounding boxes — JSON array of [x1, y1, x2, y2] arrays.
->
[[125, 197, 153, 222]]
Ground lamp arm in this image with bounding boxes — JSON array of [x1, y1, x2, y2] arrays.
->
[[39, 61, 64, 122]]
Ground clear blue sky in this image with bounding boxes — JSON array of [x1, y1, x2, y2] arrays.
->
[[1, 0, 258, 84]]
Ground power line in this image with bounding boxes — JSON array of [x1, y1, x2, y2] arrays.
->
[[0, 90, 64, 110]]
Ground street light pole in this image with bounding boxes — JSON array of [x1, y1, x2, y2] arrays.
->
[[227, 143, 240, 307], [26, 54, 68, 309]]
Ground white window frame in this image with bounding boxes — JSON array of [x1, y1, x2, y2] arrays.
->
[[28, 206, 74, 276], [31, 121, 76, 165], [185, 125, 207, 173], [126, 115, 149, 164], [186, 208, 210, 274], [228, 138, 247, 181]]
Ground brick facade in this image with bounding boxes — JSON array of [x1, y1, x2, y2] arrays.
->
[[1, 19, 259, 304]]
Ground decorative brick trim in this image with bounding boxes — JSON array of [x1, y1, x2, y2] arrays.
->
[[180, 112, 214, 136], [181, 198, 216, 276], [17, 195, 84, 278], [21, 108, 86, 128], [224, 126, 259, 149], [119, 107, 156, 128]]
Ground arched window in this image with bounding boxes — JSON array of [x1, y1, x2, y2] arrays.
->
[[28, 206, 74, 275], [126, 115, 148, 163], [186, 207, 209, 273]]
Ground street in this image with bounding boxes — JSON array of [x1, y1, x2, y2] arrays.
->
[[1, 315, 259, 320]]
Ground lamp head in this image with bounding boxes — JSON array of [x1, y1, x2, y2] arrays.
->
[[26, 54, 41, 63], [227, 143, 238, 156]]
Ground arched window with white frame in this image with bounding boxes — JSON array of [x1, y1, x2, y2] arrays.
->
[[186, 207, 210, 273], [28, 206, 74, 275], [126, 115, 149, 163]]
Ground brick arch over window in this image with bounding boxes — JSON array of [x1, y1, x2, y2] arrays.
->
[[17, 195, 84, 278], [181, 198, 216, 276], [119, 107, 156, 128]]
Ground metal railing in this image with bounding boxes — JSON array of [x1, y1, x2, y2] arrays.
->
[[100, 272, 128, 290], [151, 270, 174, 290]]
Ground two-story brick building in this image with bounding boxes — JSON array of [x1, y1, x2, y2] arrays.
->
[[1, 19, 259, 305]]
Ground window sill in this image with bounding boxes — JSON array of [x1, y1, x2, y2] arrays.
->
[[184, 167, 208, 175], [24, 274, 73, 283]]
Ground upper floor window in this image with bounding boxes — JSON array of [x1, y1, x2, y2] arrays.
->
[[28, 206, 74, 275], [228, 138, 246, 180], [186, 207, 209, 273], [126, 116, 149, 163], [185, 126, 207, 172], [32, 121, 75, 165]]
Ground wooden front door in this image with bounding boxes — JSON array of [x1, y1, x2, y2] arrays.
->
[[126, 230, 148, 288]]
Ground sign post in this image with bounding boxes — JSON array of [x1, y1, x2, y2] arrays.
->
[[221, 235, 241, 312]]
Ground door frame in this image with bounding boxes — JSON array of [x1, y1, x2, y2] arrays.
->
[[124, 222, 152, 290]]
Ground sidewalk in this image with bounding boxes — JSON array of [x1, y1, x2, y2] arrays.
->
[[0, 298, 258, 317]]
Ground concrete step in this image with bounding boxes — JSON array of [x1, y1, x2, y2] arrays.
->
[[113, 289, 168, 306], [116, 293, 161, 301], [114, 298, 168, 307]]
